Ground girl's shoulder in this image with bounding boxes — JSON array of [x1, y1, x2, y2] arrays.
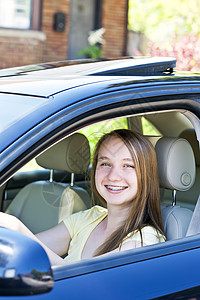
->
[[124, 226, 165, 245], [141, 226, 165, 241], [89, 205, 107, 215], [63, 205, 107, 239], [76, 205, 107, 219], [63, 205, 107, 225]]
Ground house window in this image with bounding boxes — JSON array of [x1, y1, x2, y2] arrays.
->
[[0, 0, 42, 30]]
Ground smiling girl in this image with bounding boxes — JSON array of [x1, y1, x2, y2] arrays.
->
[[88, 129, 165, 257], [0, 129, 165, 265]]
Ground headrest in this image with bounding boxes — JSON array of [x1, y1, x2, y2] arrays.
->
[[36, 133, 90, 174], [179, 129, 200, 166], [155, 137, 196, 191]]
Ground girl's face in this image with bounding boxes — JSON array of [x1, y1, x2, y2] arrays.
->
[[95, 136, 138, 208]]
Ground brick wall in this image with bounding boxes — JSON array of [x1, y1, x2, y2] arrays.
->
[[0, 0, 70, 69], [102, 0, 128, 58], [41, 0, 70, 63], [0, 0, 128, 69], [0, 29, 45, 69]]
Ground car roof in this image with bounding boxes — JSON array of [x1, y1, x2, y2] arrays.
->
[[0, 56, 200, 155], [0, 56, 176, 77], [0, 57, 177, 97]]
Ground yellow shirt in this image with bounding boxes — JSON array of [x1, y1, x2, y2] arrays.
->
[[63, 205, 165, 263]]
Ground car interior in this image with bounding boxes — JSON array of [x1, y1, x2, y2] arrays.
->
[[1, 109, 200, 248]]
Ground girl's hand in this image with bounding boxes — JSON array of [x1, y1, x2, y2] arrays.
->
[[0, 212, 21, 232]]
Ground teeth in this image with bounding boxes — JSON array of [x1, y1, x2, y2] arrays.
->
[[106, 186, 126, 191]]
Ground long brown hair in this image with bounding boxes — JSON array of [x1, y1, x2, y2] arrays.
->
[[91, 129, 164, 256]]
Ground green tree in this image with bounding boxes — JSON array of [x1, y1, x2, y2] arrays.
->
[[128, 0, 200, 71], [128, 0, 200, 42]]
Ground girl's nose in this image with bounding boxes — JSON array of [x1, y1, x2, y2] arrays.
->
[[107, 165, 121, 181]]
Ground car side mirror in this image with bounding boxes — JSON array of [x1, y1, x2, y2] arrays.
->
[[0, 227, 54, 296]]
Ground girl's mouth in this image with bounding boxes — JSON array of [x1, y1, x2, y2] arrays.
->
[[105, 185, 127, 191]]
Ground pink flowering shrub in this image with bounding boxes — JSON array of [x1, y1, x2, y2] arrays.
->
[[146, 34, 200, 71]]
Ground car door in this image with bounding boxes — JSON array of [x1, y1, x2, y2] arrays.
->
[[0, 75, 200, 299]]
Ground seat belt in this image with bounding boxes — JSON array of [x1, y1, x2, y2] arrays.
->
[[186, 195, 200, 236]]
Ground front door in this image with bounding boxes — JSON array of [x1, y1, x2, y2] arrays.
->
[[68, 0, 98, 59]]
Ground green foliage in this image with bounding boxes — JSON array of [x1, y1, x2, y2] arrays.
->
[[128, 0, 200, 42], [142, 117, 160, 136], [78, 28, 105, 58], [77, 45, 102, 59], [79, 118, 128, 159], [128, 0, 200, 71]]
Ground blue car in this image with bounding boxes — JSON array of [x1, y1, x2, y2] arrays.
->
[[0, 57, 200, 299]]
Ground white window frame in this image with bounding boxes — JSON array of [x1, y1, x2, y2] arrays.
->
[[0, 0, 42, 30]]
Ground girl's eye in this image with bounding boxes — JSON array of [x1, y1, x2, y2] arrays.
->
[[124, 164, 134, 168], [101, 162, 110, 167]]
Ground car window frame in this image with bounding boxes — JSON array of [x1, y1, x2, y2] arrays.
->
[[1, 86, 200, 184]]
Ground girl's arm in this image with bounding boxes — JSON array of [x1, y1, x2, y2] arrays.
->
[[0, 212, 71, 266]]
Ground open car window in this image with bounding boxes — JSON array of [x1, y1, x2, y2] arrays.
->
[[4, 109, 199, 238]]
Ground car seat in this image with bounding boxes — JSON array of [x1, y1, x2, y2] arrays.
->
[[178, 129, 200, 209], [155, 137, 196, 240], [6, 133, 91, 234]]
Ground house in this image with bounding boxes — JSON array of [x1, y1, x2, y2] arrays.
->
[[0, 0, 128, 69]]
